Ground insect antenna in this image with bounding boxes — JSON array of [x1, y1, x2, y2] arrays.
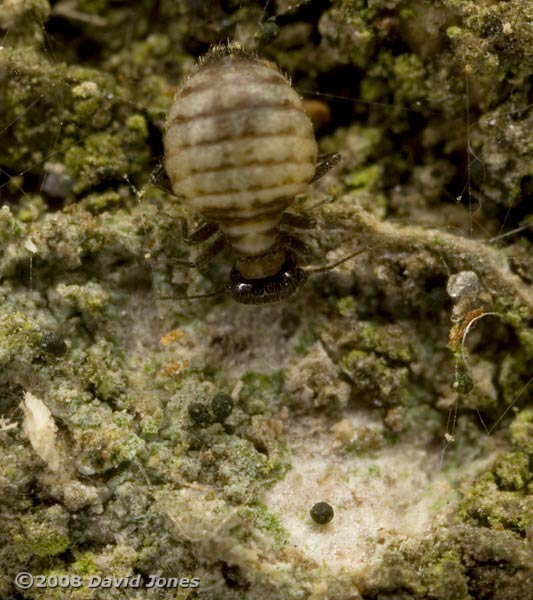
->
[[305, 245, 377, 275]]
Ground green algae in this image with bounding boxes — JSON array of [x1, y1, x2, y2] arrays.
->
[[19, 505, 70, 559], [0, 0, 532, 599], [510, 408, 533, 454]]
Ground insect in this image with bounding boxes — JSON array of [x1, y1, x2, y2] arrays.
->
[[163, 43, 350, 304]]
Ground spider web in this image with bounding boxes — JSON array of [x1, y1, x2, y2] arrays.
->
[[1, 0, 531, 447]]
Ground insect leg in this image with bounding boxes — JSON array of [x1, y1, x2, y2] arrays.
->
[[180, 217, 220, 245], [280, 212, 317, 229], [310, 152, 341, 184], [281, 234, 314, 258], [172, 234, 226, 268], [149, 161, 179, 197]]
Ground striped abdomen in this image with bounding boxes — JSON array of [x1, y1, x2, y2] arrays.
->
[[163, 49, 318, 257]]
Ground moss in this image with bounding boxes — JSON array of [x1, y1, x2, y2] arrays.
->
[[7, 207, 106, 272]]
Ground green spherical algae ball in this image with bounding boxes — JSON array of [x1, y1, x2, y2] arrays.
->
[[211, 393, 234, 422], [40, 332, 68, 357], [188, 402, 211, 428]]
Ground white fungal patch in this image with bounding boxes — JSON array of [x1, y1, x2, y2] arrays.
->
[[263, 412, 494, 573], [21, 392, 61, 472]]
